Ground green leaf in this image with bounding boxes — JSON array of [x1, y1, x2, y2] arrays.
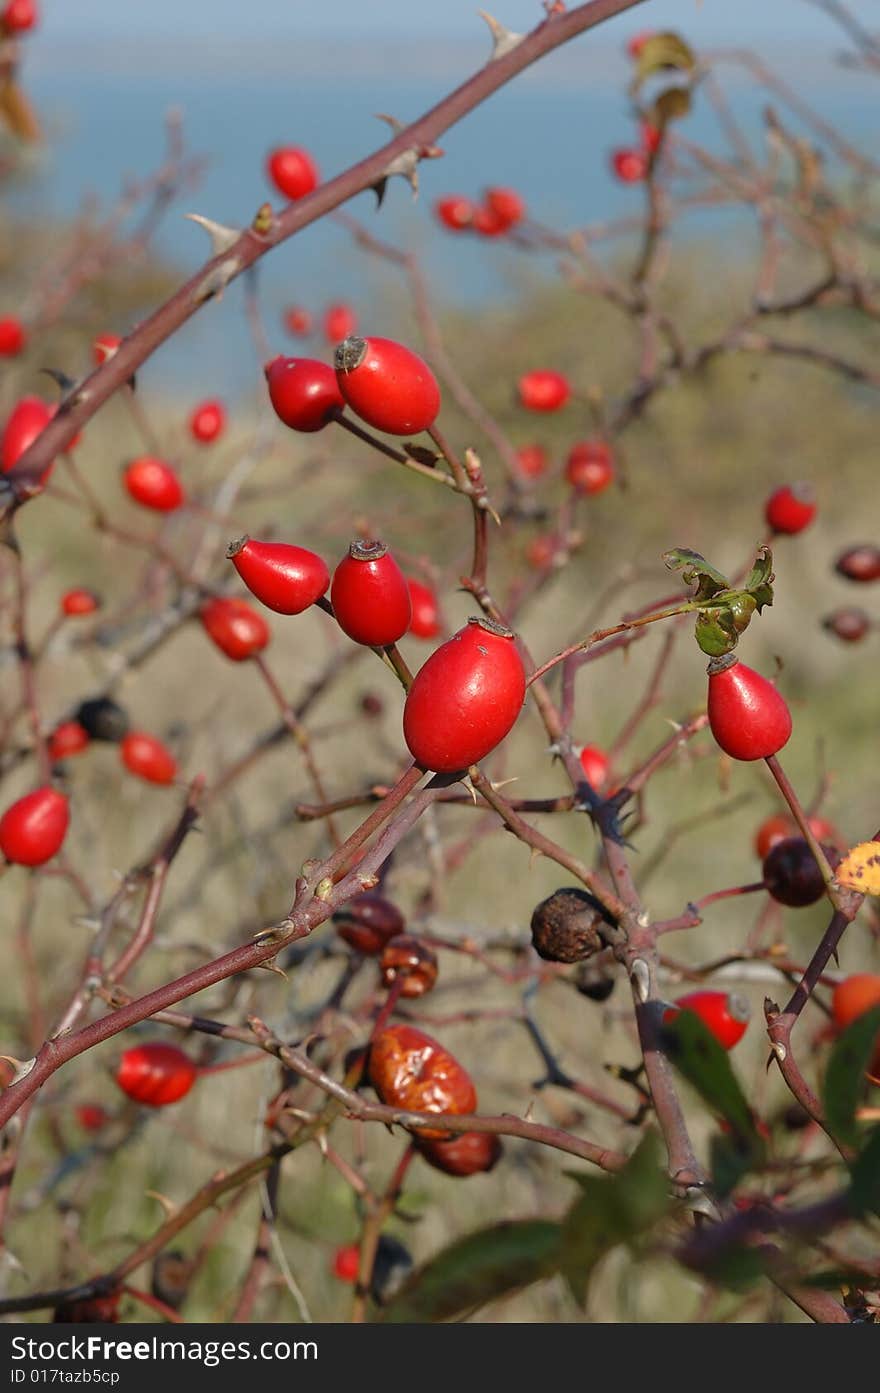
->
[[700, 1242, 769, 1292], [661, 547, 730, 601], [849, 1126, 880, 1217], [661, 1010, 764, 1156], [559, 1132, 669, 1306], [742, 545, 775, 611], [635, 32, 697, 84], [694, 605, 739, 657], [823, 1004, 880, 1147], [379, 1220, 561, 1323], [709, 1131, 761, 1200]]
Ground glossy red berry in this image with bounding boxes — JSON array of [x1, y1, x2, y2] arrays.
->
[[578, 744, 610, 789], [189, 399, 226, 445], [115, 1043, 197, 1107], [123, 456, 185, 512], [323, 303, 357, 344], [517, 370, 570, 413], [403, 617, 526, 773], [762, 836, 840, 907], [566, 439, 614, 495], [484, 187, 525, 230], [516, 444, 549, 478], [265, 355, 343, 432], [334, 336, 440, 436], [1, 396, 53, 481], [666, 990, 751, 1050], [418, 1130, 502, 1178], [0, 315, 26, 356], [200, 596, 270, 662], [333, 1244, 360, 1283], [823, 607, 871, 643], [228, 536, 329, 616], [706, 655, 792, 761], [331, 541, 412, 647], [333, 891, 405, 955], [120, 732, 177, 786], [765, 483, 816, 535], [833, 976, 880, 1085], [0, 786, 69, 866], [407, 578, 441, 640], [61, 587, 100, 617], [434, 195, 474, 231], [368, 1024, 478, 1140], [48, 722, 90, 762], [834, 544, 880, 583], [92, 332, 122, 365], [283, 306, 312, 337], [379, 935, 439, 999], [1, 0, 37, 34], [266, 146, 319, 201], [611, 148, 648, 183]]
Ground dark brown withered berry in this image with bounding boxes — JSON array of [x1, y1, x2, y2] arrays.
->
[[762, 836, 841, 908], [834, 544, 880, 583], [74, 696, 130, 743], [530, 887, 615, 963], [574, 960, 617, 1001], [333, 891, 405, 955], [151, 1251, 193, 1310], [822, 607, 871, 643]]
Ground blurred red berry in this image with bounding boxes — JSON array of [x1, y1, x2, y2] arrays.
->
[[472, 205, 508, 238], [48, 722, 90, 762], [665, 990, 751, 1050], [611, 149, 648, 183], [566, 439, 614, 495], [0, 315, 26, 356], [75, 1103, 108, 1133], [115, 1043, 197, 1107], [627, 30, 654, 59], [200, 596, 270, 662], [407, 578, 441, 640], [765, 483, 816, 535], [92, 332, 122, 366], [61, 588, 100, 617], [484, 187, 525, 229], [516, 443, 549, 478], [579, 744, 610, 789], [527, 534, 556, 570], [333, 1244, 360, 1283], [283, 306, 312, 337], [189, 399, 226, 445], [266, 146, 319, 201], [1, 396, 54, 483], [123, 456, 184, 512], [517, 370, 570, 413], [640, 121, 662, 153], [120, 732, 177, 786], [1, 0, 37, 34], [323, 303, 357, 343], [434, 195, 474, 231]]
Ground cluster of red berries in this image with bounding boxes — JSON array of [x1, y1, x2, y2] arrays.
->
[[434, 187, 525, 237], [283, 302, 358, 343], [609, 122, 662, 185]]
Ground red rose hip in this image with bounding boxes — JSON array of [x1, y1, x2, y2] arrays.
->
[[611, 148, 648, 183], [189, 399, 226, 445], [115, 1043, 197, 1106], [120, 732, 177, 786], [407, 578, 441, 640], [665, 990, 751, 1050], [123, 457, 185, 512], [403, 617, 526, 772], [330, 541, 412, 647], [0, 316, 26, 356], [334, 336, 440, 436], [368, 1024, 477, 1140], [0, 786, 69, 866], [265, 355, 343, 433], [484, 187, 525, 229], [332, 1244, 360, 1283], [834, 545, 880, 584], [200, 596, 270, 661], [762, 836, 840, 907], [61, 588, 100, 617], [228, 536, 329, 615], [266, 146, 319, 201], [1, 396, 54, 483], [333, 891, 405, 955], [578, 744, 610, 789], [517, 370, 570, 413], [434, 195, 474, 232], [323, 303, 357, 344], [418, 1131, 502, 1177], [765, 483, 816, 535], [566, 439, 614, 495], [706, 655, 792, 761], [48, 722, 90, 762]]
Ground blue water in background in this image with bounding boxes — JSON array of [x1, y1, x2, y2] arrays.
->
[[5, 37, 877, 403]]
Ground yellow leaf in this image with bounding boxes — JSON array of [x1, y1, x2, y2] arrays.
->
[[836, 841, 880, 896]]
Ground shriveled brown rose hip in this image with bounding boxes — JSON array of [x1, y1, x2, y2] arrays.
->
[[333, 891, 405, 955], [368, 1024, 477, 1140], [822, 607, 871, 643], [762, 836, 841, 907], [380, 934, 438, 998], [417, 1130, 502, 1177], [530, 887, 615, 963]]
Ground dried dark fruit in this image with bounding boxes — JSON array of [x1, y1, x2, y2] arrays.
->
[[151, 1250, 193, 1310], [370, 1234, 413, 1305], [530, 887, 616, 963], [762, 836, 841, 908], [53, 1290, 121, 1323], [368, 1024, 477, 1139], [74, 696, 130, 743], [333, 892, 405, 955], [380, 934, 438, 998], [822, 607, 871, 643]]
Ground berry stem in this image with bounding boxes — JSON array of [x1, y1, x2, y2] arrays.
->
[[692, 881, 767, 911], [381, 642, 413, 691], [332, 411, 459, 490], [526, 602, 700, 686], [370, 976, 406, 1042]]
